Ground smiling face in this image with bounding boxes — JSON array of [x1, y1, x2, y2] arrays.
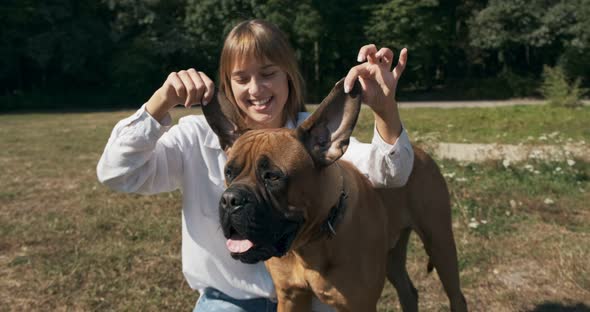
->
[[230, 58, 289, 129], [218, 20, 305, 130]]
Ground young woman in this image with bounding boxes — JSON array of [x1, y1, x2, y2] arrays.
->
[[97, 19, 414, 312]]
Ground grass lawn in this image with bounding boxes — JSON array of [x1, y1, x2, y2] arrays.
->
[[1, 104, 589, 311], [354, 104, 590, 145]]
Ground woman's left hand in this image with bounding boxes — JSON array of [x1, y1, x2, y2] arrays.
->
[[344, 45, 407, 115], [343, 45, 407, 144]]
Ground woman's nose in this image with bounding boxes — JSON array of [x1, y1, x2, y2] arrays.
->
[[248, 78, 264, 96]]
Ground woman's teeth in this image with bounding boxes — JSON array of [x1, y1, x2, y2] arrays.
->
[[250, 97, 271, 106]]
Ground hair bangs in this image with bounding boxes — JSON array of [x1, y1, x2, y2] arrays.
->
[[228, 25, 278, 72]]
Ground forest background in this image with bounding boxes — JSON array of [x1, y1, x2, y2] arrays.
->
[[1, 0, 589, 110]]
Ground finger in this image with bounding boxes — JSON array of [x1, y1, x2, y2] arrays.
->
[[392, 48, 408, 81], [178, 70, 196, 107], [344, 63, 372, 93], [375, 47, 394, 70], [357, 44, 377, 63], [167, 72, 186, 105], [358, 76, 370, 105], [187, 68, 206, 107], [198, 71, 215, 105]]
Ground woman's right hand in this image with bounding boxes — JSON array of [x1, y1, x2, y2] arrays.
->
[[146, 69, 215, 122]]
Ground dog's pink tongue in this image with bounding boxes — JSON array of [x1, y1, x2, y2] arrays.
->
[[226, 238, 254, 253]]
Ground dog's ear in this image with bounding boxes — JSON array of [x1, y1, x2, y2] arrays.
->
[[202, 90, 248, 151], [297, 79, 362, 167]]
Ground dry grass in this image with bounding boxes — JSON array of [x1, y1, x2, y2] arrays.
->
[[1, 106, 589, 311]]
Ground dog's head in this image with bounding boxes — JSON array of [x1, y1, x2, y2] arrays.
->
[[203, 79, 362, 263]]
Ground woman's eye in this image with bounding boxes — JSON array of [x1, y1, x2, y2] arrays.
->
[[261, 71, 276, 78], [232, 77, 248, 84]]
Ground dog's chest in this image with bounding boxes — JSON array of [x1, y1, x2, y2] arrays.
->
[[267, 251, 344, 301]]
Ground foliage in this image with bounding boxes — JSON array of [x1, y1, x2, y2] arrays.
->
[[541, 65, 587, 108], [365, 0, 453, 89], [309, 0, 377, 99], [498, 69, 538, 97], [0, 0, 112, 91], [102, 0, 194, 97], [468, 0, 590, 78], [1, 0, 590, 110], [470, 0, 563, 49], [562, 0, 590, 50]]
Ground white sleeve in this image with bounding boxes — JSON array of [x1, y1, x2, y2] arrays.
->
[[342, 124, 414, 188], [96, 104, 186, 194]]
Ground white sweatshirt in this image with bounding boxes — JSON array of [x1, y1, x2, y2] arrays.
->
[[96, 104, 414, 301]]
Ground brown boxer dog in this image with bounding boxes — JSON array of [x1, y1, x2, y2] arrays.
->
[[202, 79, 468, 312]]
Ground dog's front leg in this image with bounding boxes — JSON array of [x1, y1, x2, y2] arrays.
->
[[276, 288, 313, 312]]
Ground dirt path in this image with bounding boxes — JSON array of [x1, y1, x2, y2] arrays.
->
[[429, 142, 589, 163]]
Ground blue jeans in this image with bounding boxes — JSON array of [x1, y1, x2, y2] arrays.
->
[[194, 288, 277, 312]]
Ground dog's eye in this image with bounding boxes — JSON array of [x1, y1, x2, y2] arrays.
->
[[225, 168, 233, 181], [263, 171, 282, 182]]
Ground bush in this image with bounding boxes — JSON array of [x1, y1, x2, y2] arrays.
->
[[540, 65, 587, 108], [499, 69, 538, 98]]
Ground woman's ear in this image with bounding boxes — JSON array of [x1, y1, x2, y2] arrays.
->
[[296, 79, 362, 167], [202, 90, 249, 151]]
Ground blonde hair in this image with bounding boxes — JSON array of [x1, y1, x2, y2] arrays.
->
[[219, 19, 306, 126]]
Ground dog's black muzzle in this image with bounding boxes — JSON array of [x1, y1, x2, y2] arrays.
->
[[218, 184, 303, 264]]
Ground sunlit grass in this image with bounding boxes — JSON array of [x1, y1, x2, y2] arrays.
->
[[1, 105, 589, 310], [353, 104, 590, 145]]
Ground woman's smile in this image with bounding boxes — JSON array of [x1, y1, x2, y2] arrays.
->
[[231, 59, 289, 129], [249, 96, 272, 106]]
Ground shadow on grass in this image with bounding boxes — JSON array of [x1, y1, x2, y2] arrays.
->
[[530, 302, 590, 312]]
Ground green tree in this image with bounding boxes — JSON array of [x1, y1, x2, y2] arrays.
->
[[559, 0, 590, 84], [365, 0, 456, 90], [468, 0, 590, 94], [103, 0, 191, 96], [1, 0, 112, 94], [103, 0, 323, 101], [309, 0, 375, 99], [469, 0, 576, 73]]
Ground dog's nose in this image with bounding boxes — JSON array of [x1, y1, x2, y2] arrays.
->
[[220, 188, 251, 213]]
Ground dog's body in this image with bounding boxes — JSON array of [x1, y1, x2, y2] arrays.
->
[[203, 80, 467, 311], [265, 158, 390, 311], [265, 148, 466, 312]]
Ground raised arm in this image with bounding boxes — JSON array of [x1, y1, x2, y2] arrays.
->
[[342, 46, 413, 187], [97, 69, 216, 194]]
